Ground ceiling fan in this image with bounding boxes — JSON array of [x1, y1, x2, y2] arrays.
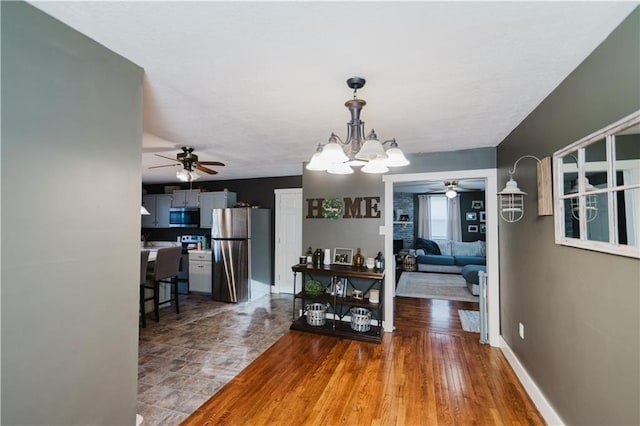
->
[[425, 180, 482, 198], [149, 146, 225, 181]]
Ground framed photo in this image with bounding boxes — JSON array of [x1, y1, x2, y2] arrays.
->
[[399, 214, 410, 222], [334, 278, 346, 297], [480, 224, 486, 234], [480, 211, 486, 222], [333, 248, 353, 265], [468, 225, 479, 233], [465, 212, 477, 221], [472, 200, 484, 210]]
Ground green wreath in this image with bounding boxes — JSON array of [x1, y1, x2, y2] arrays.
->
[[322, 198, 344, 220]]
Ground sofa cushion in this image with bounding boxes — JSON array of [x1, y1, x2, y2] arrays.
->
[[432, 239, 452, 256], [416, 254, 455, 266], [451, 241, 484, 257], [454, 256, 487, 267], [461, 265, 487, 284], [415, 238, 441, 255]]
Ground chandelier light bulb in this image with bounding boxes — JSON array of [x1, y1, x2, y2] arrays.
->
[[326, 162, 354, 175], [361, 158, 389, 174], [306, 151, 329, 171], [384, 146, 410, 167]]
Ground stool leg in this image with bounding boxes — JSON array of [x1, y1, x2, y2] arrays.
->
[[173, 277, 180, 314], [153, 280, 160, 322], [140, 285, 146, 328]]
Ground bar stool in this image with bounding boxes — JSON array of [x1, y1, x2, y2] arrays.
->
[[139, 250, 150, 328], [140, 246, 182, 326]]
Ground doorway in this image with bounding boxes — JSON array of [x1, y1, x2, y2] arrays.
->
[[383, 168, 500, 346], [273, 188, 303, 294]]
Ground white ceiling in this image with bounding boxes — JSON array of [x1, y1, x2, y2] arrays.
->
[[30, 1, 636, 184]]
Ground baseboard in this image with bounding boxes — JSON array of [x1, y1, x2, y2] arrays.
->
[[499, 337, 564, 426]]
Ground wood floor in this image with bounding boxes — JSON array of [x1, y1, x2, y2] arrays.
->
[[182, 297, 544, 425]]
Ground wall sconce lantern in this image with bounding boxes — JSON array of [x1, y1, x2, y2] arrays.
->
[[498, 155, 553, 223]]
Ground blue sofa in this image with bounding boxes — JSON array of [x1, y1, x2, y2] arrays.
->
[[413, 238, 486, 274]]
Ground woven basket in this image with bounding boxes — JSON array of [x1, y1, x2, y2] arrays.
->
[[306, 303, 328, 327], [403, 255, 417, 271], [350, 307, 372, 332]]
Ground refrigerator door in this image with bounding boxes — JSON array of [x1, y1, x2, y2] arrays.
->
[[212, 208, 248, 239], [212, 238, 249, 302], [248, 209, 272, 300]]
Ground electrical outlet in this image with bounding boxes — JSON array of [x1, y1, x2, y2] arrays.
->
[[519, 322, 525, 339]]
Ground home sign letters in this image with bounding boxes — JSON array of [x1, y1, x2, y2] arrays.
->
[[306, 197, 381, 219]]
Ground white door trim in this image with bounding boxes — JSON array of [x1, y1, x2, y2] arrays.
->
[[383, 168, 501, 347]]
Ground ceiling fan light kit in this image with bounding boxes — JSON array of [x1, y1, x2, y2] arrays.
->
[[444, 180, 458, 199], [307, 77, 410, 175]]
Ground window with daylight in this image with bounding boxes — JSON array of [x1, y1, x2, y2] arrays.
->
[[428, 195, 448, 239], [554, 111, 640, 258]]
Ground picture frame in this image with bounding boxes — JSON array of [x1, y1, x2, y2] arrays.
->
[[465, 212, 477, 221], [471, 200, 484, 210], [480, 224, 486, 234], [334, 277, 346, 297], [399, 214, 410, 222], [468, 225, 479, 233], [333, 248, 353, 265], [480, 211, 486, 222]]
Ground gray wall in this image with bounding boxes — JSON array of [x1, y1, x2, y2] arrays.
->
[[303, 147, 496, 260], [303, 170, 385, 260], [497, 7, 639, 425], [1, 2, 143, 424]]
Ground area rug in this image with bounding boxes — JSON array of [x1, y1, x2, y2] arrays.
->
[[396, 272, 479, 303], [458, 310, 480, 333]]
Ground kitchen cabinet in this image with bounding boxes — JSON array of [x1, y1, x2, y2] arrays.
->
[[290, 264, 384, 343], [189, 250, 212, 293], [171, 189, 200, 207], [142, 194, 172, 228], [199, 191, 237, 228]]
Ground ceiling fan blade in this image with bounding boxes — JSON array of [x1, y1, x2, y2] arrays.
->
[[195, 164, 218, 175], [154, 153, 179, 162], [148, 163, 180, 169], [198, 161, 225, 167]]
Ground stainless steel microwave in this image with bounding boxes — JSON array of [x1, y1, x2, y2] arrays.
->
[[169, 207, 200, 228]]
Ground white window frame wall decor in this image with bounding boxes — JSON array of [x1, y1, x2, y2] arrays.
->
[[553, 110, 640, 258]]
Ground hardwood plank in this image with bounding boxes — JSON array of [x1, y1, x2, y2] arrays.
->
[[182, 296, 544, 425]]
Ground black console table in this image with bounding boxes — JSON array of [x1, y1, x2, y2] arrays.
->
[[290, 264, 384, 343]]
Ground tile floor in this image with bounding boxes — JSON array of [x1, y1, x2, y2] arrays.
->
[[137, 293, 293, 425]]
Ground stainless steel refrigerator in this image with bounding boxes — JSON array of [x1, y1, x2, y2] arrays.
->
[[211, 208, 272, 303]]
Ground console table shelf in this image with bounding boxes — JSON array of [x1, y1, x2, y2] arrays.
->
[[290, 264, 384, 343]]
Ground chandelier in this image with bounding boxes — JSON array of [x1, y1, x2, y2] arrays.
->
[[306, 77, 410, 174]]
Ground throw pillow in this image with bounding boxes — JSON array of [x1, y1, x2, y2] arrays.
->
[[415, 238, 442, 255]]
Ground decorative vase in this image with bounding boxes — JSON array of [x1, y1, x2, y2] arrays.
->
[[353, 248, 365, 267], [313, 248, 323, 267]]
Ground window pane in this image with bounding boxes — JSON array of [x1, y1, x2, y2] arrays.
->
[[429, 196, 448, 239], [564, 198, 580, 239], [586, 193, 609, 243], [585, 138, 608, 189], [614, 128, 640, 187], [562, 152, 579, 196], [618, 188, 640, 247]]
